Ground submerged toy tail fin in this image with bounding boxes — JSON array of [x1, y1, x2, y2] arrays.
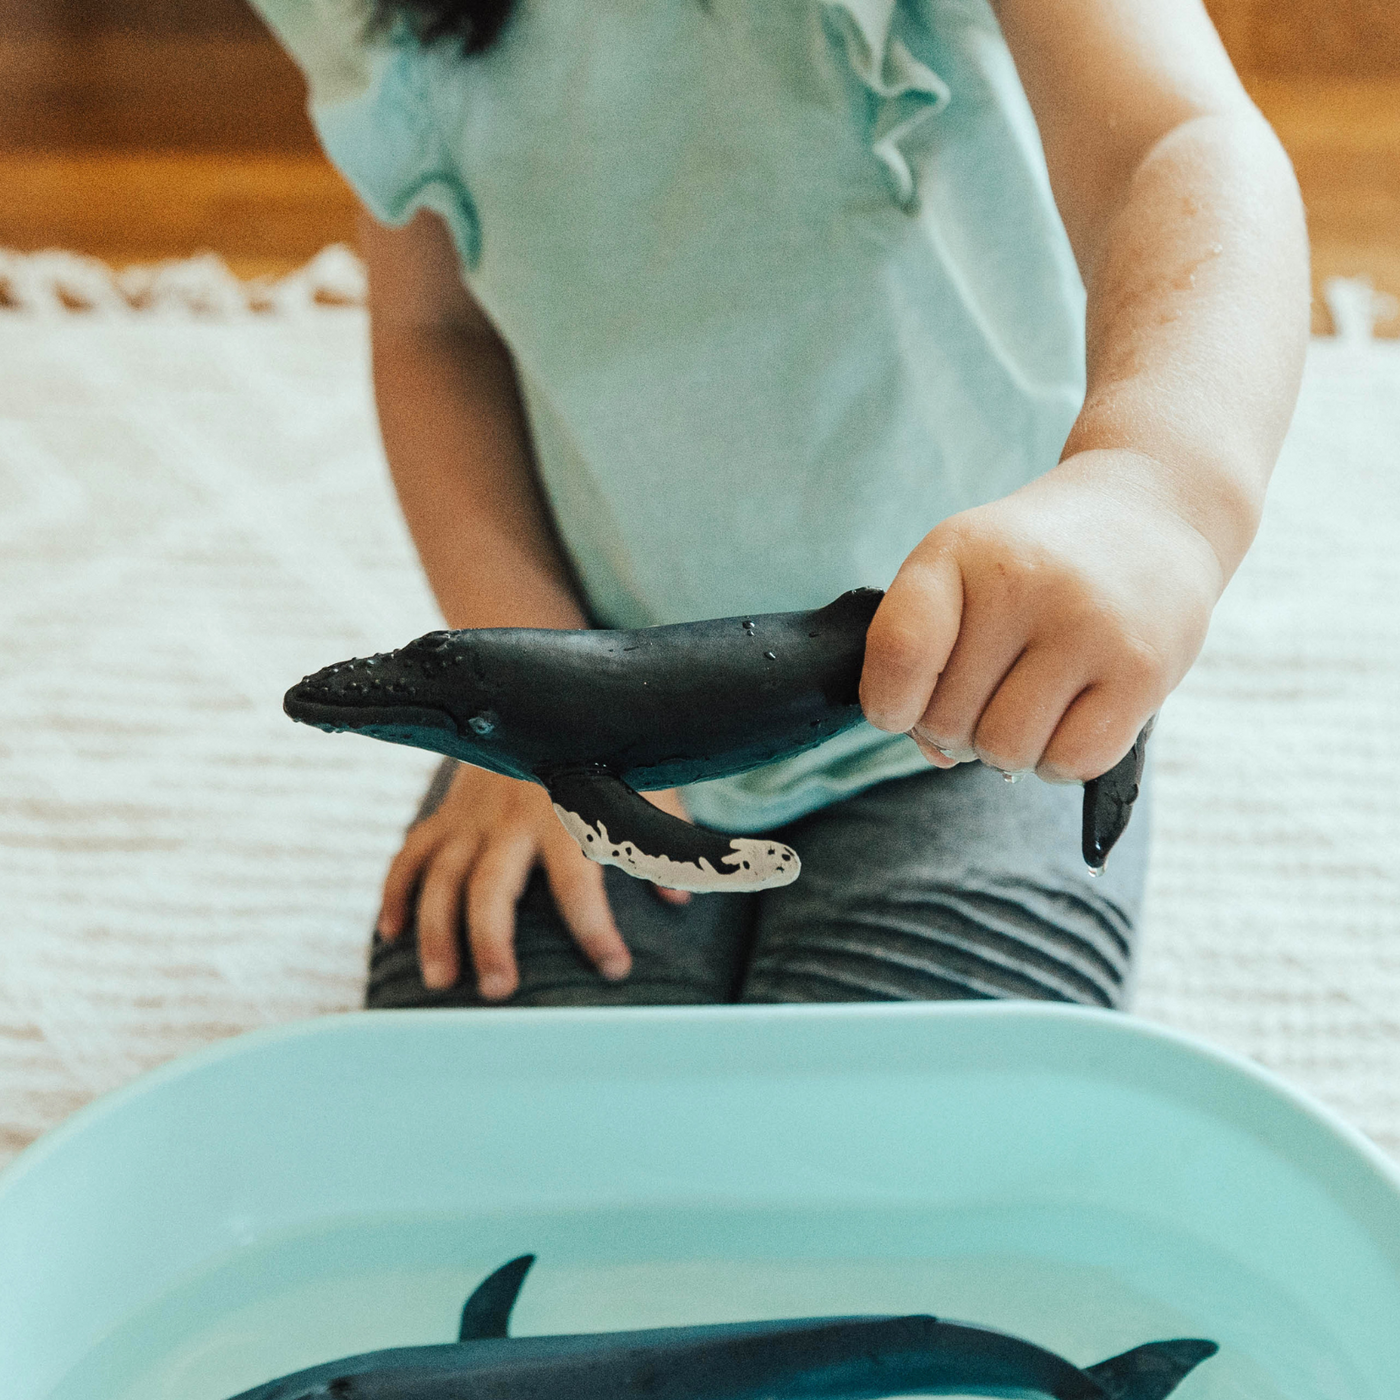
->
[[1085, 1338, 1218, 1400], [460, 1255, 536, 1340]]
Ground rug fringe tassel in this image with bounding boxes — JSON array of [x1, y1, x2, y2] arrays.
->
[[0, 245, 366, 317], [1323, 277, 1393, 344], [2, 246, 1390, 340]]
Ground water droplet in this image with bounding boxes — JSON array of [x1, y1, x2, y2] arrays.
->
[[764, 651, 776, 661], [1087, 864, 1105, 879], [467, 714, 495, 736], [1001, 769, 1025, 785]]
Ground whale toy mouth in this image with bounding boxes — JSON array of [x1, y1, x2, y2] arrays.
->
[[285, 696, 459, 737], [283, 649, 467, 743]]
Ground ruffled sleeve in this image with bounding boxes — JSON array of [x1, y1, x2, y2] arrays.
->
[[820, 0, 950, 212], [248, 0, 482, 265]]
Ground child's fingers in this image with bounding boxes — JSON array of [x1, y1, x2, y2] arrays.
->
[[542, 842, 632, 981], [652, 885, 692, 906], [376, 826, 438, 940], [465, 832, 537, 1001], [906, 727, 961, 768], [1037, 682, 1154, 784], [914, 620, 1029, 765], [414, 836, 481, 990], [860, 548, 963, 734], [970, 645, 1090, 776]]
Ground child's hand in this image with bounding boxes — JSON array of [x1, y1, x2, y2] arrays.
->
[[375, 765, 690, 999], [860, 450, 1225, 782]]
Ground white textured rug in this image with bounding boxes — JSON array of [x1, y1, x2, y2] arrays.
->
[[1, 254, 1397, 1170]]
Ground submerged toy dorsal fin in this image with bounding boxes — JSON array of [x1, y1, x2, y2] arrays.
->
[[459, 1255, 536, 1341], [1085, 1339, 1219, 1400]]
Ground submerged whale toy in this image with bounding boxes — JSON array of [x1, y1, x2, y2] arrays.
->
[[225, 1254, 1217, 1400], [283, 589, 1150, 892]]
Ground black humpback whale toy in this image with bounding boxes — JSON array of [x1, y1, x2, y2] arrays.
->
[[224, 1255, 1217, 1400], [283, 589, 1150, 892]]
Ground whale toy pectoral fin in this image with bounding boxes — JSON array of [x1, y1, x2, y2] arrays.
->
[[1084, 1338, 1219, 1400], [544, 768, 800, 894], [1081, 716, 1156, 873], [459, 1255, 536, 1341]]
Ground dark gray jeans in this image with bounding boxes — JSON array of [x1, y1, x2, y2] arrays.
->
[[367, 758, 1148, 1010]]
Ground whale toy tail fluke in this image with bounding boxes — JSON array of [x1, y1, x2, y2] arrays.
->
[[1085, 1337, 1219, 1400], [1081, 716, 1155, 873], [459, 1254, 535, 1340]]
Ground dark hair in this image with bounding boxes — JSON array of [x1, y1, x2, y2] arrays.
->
[[371, 0, 516, 53]]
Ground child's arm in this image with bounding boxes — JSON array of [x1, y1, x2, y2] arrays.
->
[[362, 209, 685, 1000], [361, 207, 583, 634], [861, 0, 1309, 781]]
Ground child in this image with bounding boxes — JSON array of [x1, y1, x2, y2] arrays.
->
[[253, 0, 1308, 1010]]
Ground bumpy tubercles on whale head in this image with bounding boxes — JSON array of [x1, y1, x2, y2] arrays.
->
[[286, 653, 393, 709], [286, 633, 482, 722]]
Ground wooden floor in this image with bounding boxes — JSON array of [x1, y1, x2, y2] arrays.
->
[[0, 3, 354, 282], [2, 0, 1397, 334], [1252, 77, 1400, 335]]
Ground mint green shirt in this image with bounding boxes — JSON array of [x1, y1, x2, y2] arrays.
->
[[255, 0, 1086, 831]]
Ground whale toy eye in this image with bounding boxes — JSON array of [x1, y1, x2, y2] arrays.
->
[[467, 712, 498, 737]]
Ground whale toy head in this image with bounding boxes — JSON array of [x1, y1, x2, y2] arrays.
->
[[283, 632, 529, 776]]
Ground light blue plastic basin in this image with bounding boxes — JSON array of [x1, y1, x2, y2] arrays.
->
[[2, 1003, 1398, 1400]]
